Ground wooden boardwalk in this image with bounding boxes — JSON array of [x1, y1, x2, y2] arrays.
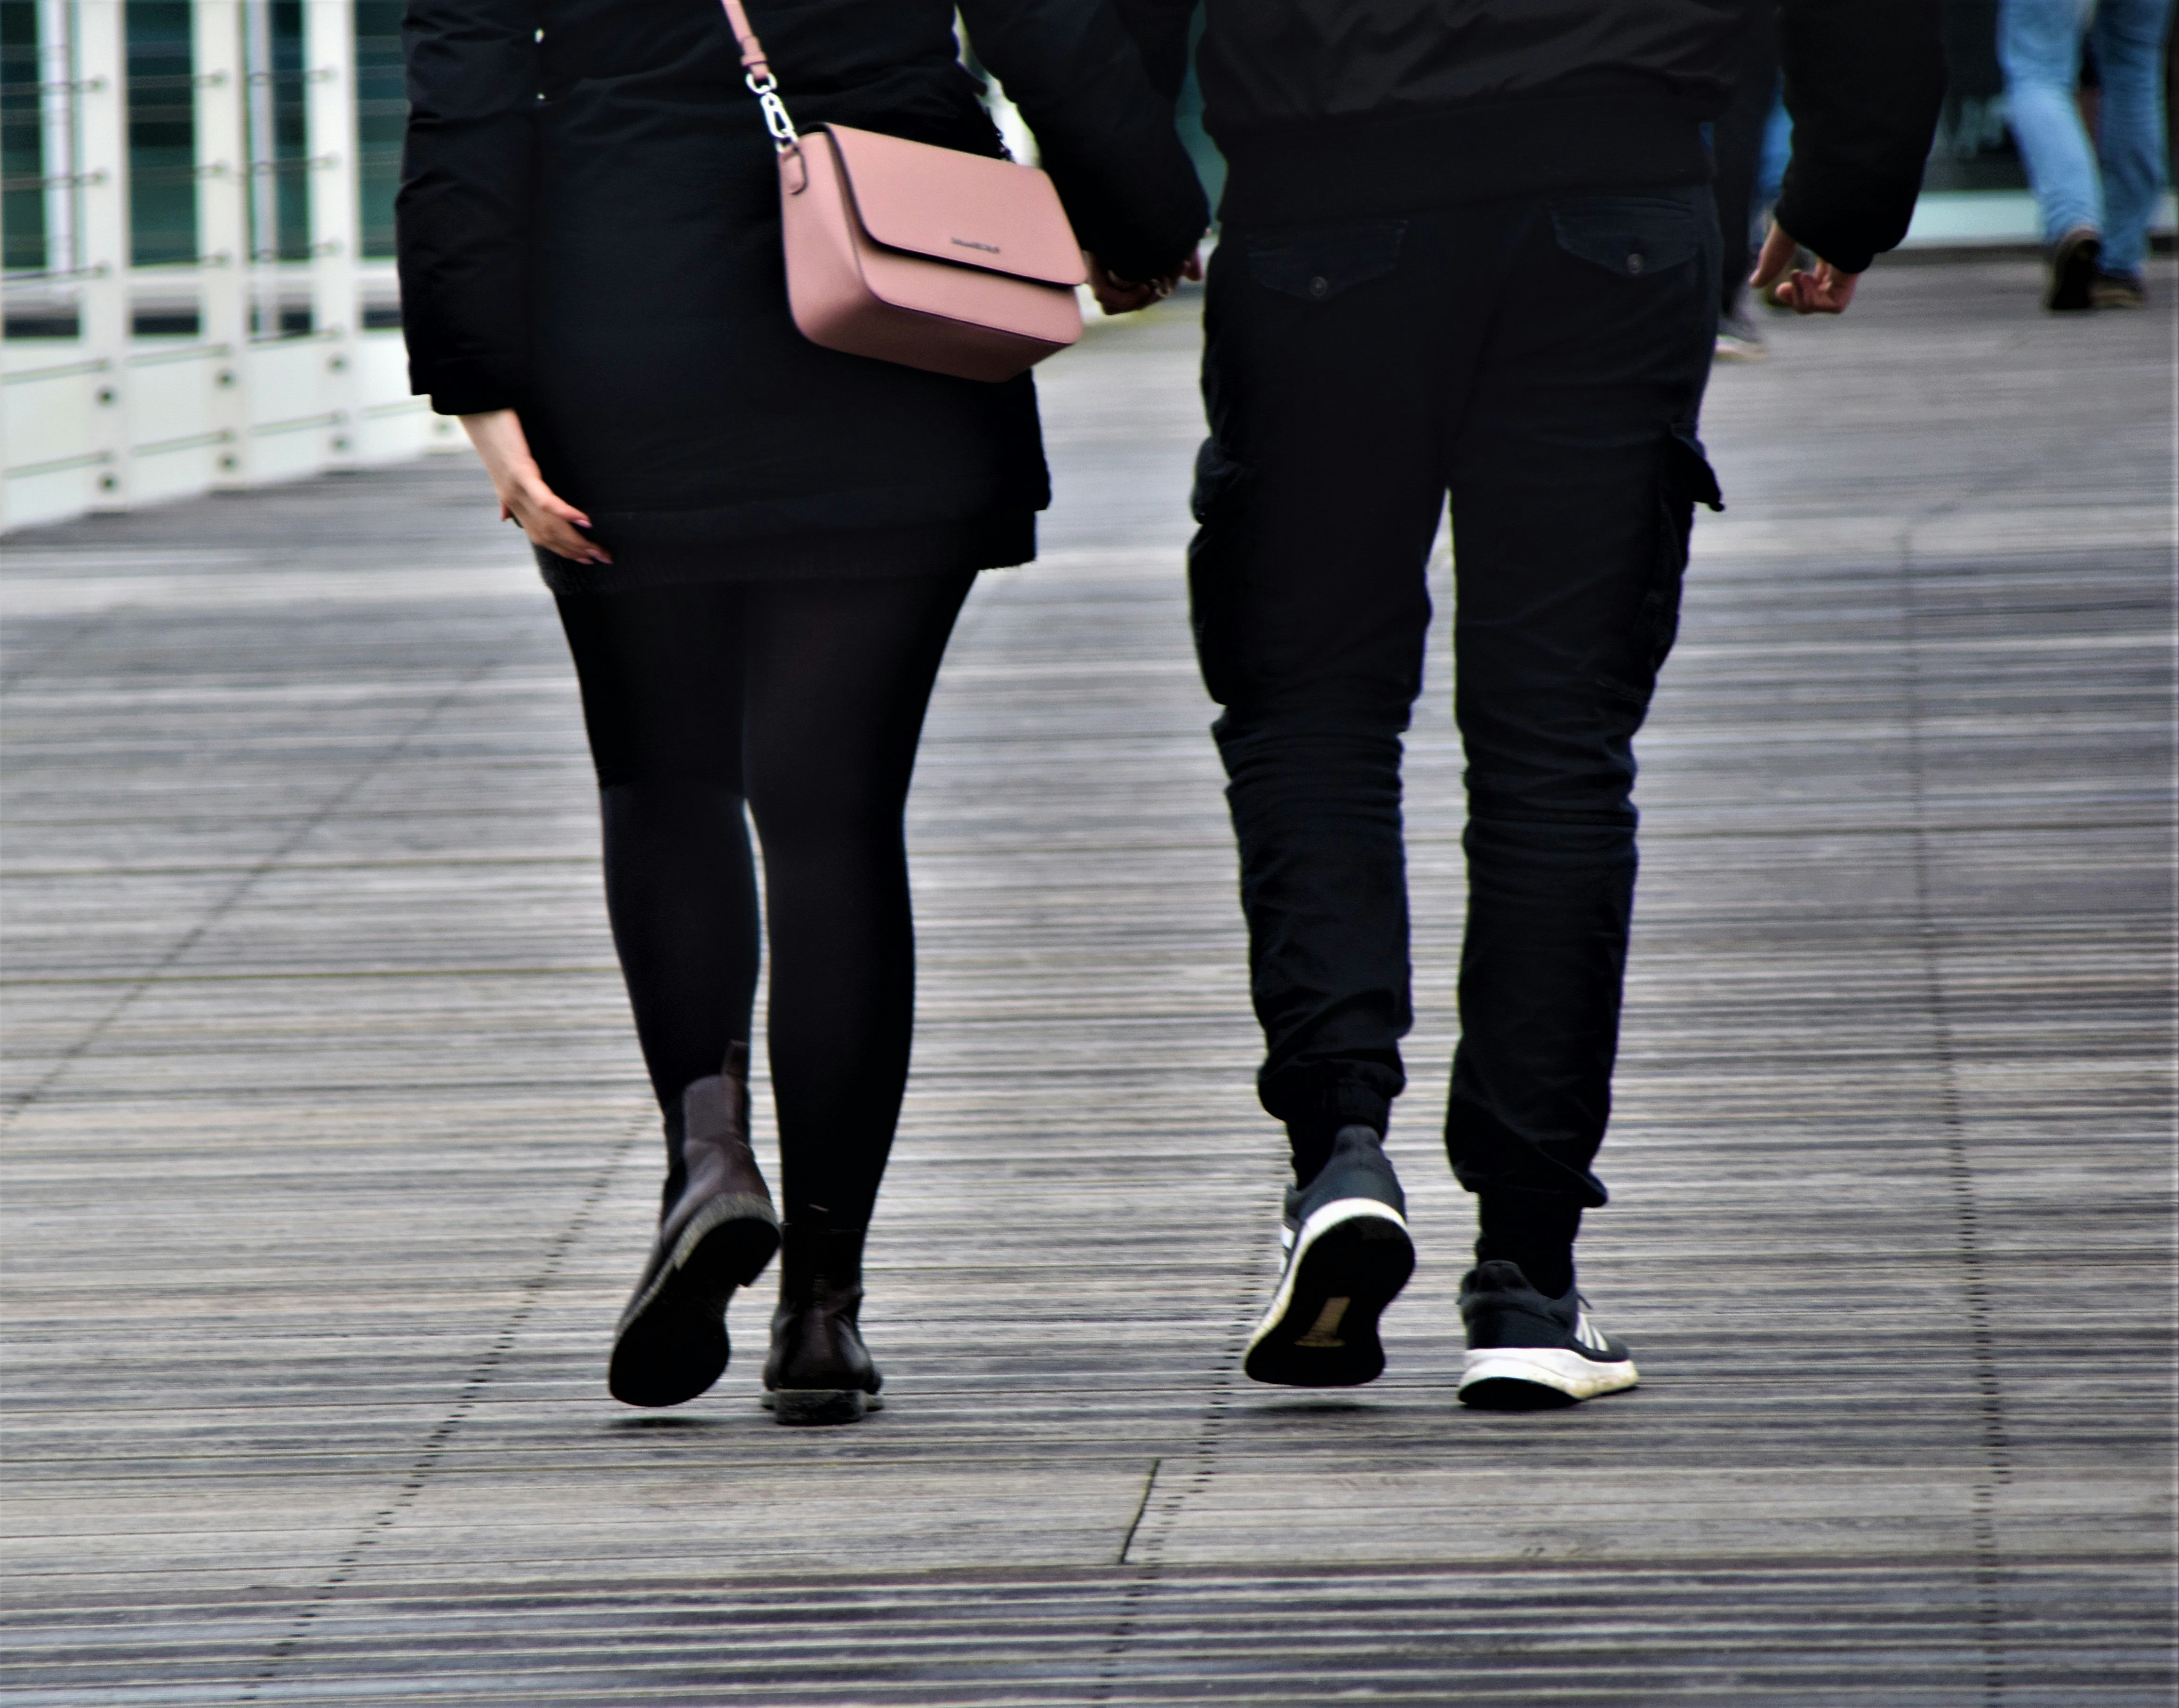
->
[[3, 258, 2172, 1704]]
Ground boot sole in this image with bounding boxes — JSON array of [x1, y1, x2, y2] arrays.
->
[[1243, 1199, 1414, 1388], [608, 1196, 779, 1408], [766, 1387, 882, 1426]]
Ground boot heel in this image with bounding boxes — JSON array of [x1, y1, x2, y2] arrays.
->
[[771, 1388, 868, 1427], [764, 1222, 884, 1422]]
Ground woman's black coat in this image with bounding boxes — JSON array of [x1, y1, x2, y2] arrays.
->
[[397, 0, 1207, 583]]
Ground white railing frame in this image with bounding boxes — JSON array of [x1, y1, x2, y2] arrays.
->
[[2, 0, 449, 534]]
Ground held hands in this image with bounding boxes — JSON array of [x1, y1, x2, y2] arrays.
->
[[1085, 248, 1204, 316], [1749, 221, 1858, 315], [458, 408, 613, 565]]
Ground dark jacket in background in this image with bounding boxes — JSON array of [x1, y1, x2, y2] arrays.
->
[[398, 0, 1207, 585], [1114, 0, 1944, 273]]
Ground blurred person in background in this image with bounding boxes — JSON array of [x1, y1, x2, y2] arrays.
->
[[1751, 86, 1797, 308], [1757, 88, 1793, 216], [399, 0, 1204, 1424], [1112, 0, 1944, 1408], [1999, 0, 2175, 309], [1710, 5, 1781, 360]]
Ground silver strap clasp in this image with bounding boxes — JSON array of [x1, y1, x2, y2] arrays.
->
[[746, 69, 799, 152]]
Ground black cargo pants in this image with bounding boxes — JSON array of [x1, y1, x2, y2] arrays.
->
[[1189, 183, 1723, 1208]]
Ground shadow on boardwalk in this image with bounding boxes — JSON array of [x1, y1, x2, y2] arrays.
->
[[3, 258, 2172, 1704]]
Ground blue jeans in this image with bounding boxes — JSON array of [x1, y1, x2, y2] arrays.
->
[[1999, 0, 2176, 276], [1756, 88, 1791, 210], [1190, 186, 1721, 1206]]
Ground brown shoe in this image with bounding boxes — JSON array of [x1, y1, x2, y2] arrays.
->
[[2046, 227, 2102, 311], [762, 1223, 884, 1425], [2089, 271, 2147, 310], [608, 1043, 780, 1407]]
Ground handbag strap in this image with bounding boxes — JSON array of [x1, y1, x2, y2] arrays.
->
[[718, 0, 801, 151]]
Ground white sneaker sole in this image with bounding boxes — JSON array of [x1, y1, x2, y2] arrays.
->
[[1459, 1346, 1638, 1405], [1244, 1197, 1413, 1388]]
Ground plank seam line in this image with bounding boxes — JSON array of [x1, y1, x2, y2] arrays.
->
[[1115, 1457, 1162, 1567], [0, 602, 128, 697], [1092, 1200, 1268, 1700], [0, 654, 508, 1134], [235, 1106, 647, 1702], [1900, 498, 2020, 1708]]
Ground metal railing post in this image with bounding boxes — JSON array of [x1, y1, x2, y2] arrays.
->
[[196, 0, 255, 483], [242, 0, 277, 329], [306, 0, 360, 466], [74, 0, 132, 508], [35, 0, 79, 278]]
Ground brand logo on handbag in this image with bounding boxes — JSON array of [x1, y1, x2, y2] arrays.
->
[[950, 237, 1002, 254]]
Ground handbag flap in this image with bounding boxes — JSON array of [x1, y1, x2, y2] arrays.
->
[[823, 124, 1086, 289]]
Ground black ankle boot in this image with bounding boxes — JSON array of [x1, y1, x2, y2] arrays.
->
[[609, 1043, 781, 1408], [763, 1222, 883, 1425]]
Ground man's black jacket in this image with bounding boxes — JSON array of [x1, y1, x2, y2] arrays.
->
[[1114, 0, 1944, 274]]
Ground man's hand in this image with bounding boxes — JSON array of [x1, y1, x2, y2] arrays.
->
[[458, 408, 612, 565], [1085, 248, 1204, 316], [1749, 222, 1859, 315]]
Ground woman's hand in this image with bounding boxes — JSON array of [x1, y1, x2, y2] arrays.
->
[[458, 409, 613, 564], [1085, 248, 1204, 316]]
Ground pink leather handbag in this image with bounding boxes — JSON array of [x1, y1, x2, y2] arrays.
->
[[718, 0, 1086, 383]]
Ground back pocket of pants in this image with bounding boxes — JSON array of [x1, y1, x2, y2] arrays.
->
[[1550, 193, 1704, 279], [1246, 221, 1407, 303]]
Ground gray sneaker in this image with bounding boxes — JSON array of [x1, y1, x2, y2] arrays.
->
[[1457, 1259, 1637, 1408], [1243, 1126, 1414, 1387], [2089, 271, 2147, 310], [1714, 312, 1768, 362]]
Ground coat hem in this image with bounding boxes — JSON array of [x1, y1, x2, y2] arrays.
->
[[535, 511, 1037, 593]]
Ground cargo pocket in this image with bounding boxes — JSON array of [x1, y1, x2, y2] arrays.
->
[[1600, 427, 1722, 705], [1550, 193, 1705, 280], [1187, 437, 1259, 705], [1245, 221, 1407, 303], [1189, 436, 1253, 524]]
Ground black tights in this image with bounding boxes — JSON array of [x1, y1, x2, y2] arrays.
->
[[555, 570, 976, 1231]]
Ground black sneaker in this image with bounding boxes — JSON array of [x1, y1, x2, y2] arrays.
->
[[1457, 1259, 1637, 1408], [2046, 227, 2102, 312], [1243, 1126, 1415, 1387]]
